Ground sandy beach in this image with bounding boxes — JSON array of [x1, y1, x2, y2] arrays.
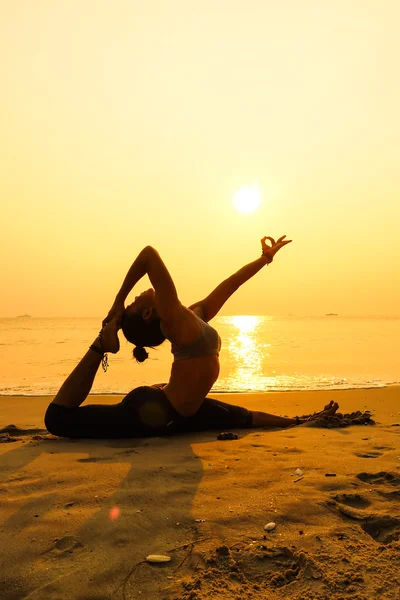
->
[[0, 386, 399, 599]]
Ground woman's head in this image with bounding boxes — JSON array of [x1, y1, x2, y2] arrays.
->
[[121, 289, 165, 362]]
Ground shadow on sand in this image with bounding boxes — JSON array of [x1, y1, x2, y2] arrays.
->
[[0, 424, 254, 600]]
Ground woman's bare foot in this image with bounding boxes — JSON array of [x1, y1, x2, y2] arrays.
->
[[298, 401, 339, 424], [314, 400, 337, 417], [97, 319, 120, 354]]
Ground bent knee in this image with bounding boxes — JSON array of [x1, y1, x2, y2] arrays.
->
[[45, 403, 74, 437]]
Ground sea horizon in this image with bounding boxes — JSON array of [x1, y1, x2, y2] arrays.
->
[[3, 313, 400, 320], [1, 315, 399, 396]]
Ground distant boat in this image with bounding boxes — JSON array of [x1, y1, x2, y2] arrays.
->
[[16, 314, 31, 318], [325, 313, 338, 316]]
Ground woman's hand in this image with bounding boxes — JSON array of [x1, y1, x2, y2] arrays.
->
[[102, 300, 125, 329], [261, 235, 292, 263]]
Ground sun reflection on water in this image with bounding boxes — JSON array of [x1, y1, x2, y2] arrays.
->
[[226, 315, 273, 390]]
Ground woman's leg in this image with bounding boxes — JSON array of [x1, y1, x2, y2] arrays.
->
[[45, 320, 129, 438], [251, 411, 297, 428], [180, 397, 299, 431], [51, 320, 119, 409], [177, 398, 340, 432], [46, 386, 184, 439]]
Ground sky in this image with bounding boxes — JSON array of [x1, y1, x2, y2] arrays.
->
[[1, 0, 399, 317]]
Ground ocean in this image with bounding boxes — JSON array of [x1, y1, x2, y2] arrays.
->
[[0, 316, 399, 396]]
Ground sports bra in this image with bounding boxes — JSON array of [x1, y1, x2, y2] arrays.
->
[[161, 312, 221, 361]]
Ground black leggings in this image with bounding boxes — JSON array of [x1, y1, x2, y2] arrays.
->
[[44, 386, 253, 439]]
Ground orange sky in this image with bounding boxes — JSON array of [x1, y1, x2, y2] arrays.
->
[[1, 1, 399, 317]]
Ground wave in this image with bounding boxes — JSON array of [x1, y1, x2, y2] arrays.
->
[[1, 380, 397, 397]]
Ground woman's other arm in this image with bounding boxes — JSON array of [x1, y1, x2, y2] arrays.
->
[[103, 246, 181, 326], [189, 235, 291, 322]]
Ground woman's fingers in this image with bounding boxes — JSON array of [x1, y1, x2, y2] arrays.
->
[[275, 240, 292, 250], [261, 235, 292, 253], [103, 312, 113, 325], [264, 236, 276, 245]]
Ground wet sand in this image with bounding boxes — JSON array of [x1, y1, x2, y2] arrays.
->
[[0, 386, 399, 599]]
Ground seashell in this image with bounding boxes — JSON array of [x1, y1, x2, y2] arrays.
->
[[146, 554, 171, 563], [294, 469, 303, 476], [264, 522, 276, 532]]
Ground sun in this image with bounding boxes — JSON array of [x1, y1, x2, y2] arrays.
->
[[232, 184, 262, 214]]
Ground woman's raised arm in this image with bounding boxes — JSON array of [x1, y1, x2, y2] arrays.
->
[[189, 235, 291, 322], [103, 246, 181, 326]]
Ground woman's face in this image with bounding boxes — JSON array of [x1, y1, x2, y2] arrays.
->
[[125, 288, 156, 318]]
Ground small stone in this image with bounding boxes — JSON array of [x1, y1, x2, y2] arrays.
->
[[312, 569, 322, 579], [264, 522, 276, 532], [217, 432, 239, 440], [294, 468, 303, 476], [195, 519, 206, 523], [146, 554, 171, 563]]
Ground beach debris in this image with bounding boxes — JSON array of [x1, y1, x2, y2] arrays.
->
[[264, 522, 276, 532], [294, 476, 304, 483], [300, 410, 375, 428], [217, 432, 239, 440], [325, 473, 337, 477], [146, 554, 171, 563], [195, 519, 206, 523], [0, 434, 19, 443], [294, 468, 304, 476]]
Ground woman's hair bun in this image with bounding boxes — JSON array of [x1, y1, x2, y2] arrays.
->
[[133, 345, 149, 363]]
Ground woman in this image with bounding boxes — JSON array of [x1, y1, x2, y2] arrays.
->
[[45, 236, 339, 438]]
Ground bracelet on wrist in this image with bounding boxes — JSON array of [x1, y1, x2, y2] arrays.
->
[[89, 345, 109, 372], [89, 332, 109, 372], [261, 253, 273, 265]]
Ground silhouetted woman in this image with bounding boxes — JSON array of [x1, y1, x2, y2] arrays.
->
[[45, 236, 338, 438]]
